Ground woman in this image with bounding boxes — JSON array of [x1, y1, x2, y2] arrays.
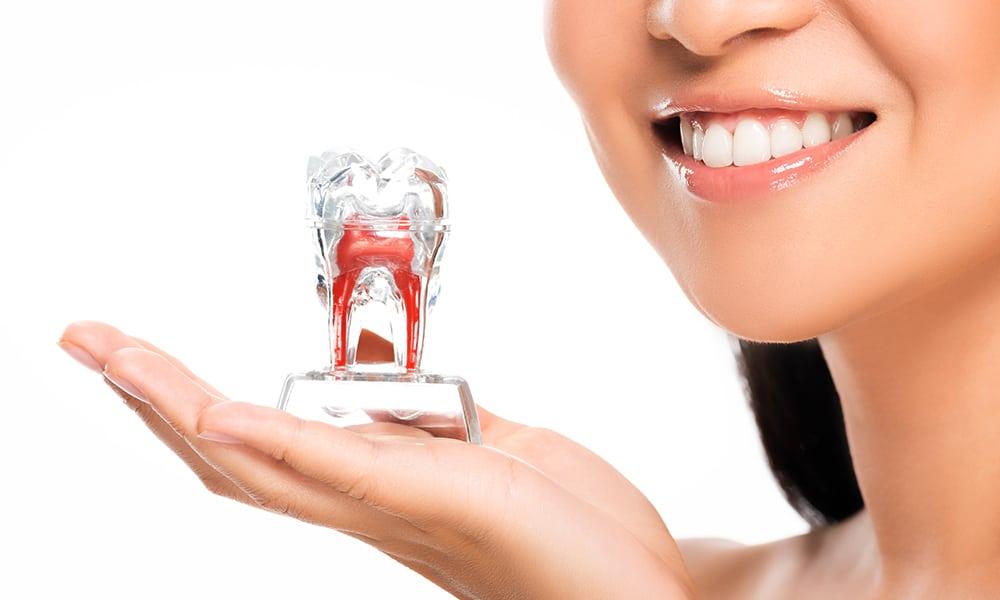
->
[[58, 1, 1000, 597]]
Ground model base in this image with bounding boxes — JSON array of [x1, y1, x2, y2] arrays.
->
[[278, 368, 482, 444]]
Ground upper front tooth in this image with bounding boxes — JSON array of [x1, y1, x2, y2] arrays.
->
[[692, 123, 705, 160], [802, 112, 831, 147], [680, 117, 693, 156], [733, 119, 771, 166], [831, 112, 853, 140], [702, 123, 734, 168], [770, 118, 804, 158]]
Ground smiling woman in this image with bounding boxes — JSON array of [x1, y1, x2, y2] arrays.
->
[[545, 0, 1000, 343], [546, 0, 1000, 597], [29, 0, 1000, 598]]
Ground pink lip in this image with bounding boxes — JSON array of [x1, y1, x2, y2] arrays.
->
[[659, 126, 871, 204], [649, 86, 855, 120], [649, 86, 877, 203]]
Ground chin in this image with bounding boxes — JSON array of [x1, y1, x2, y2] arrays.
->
[[675, 269, 868, 344]]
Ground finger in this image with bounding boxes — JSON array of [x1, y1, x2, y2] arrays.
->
[[453, 397, 681, 565], [103, 377, 239, 493], [103, 348, 422, 541], [128, 335, 226, 397], [196, 400, 687, 599], [64, 320, 506, 438], [491, 426, 681, 567], [475, 404, 519, 441], [61, 321, 247, 500], [195, 400, 509, 532], [61, 320, 225, 397], [60, 320, 145, 368]]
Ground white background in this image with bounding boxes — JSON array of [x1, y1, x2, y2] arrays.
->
[[0, 1, 805, 597]]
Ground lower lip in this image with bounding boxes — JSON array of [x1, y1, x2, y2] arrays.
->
[[657, 124, 873, 203]]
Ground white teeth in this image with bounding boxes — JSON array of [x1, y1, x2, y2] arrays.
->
[[770, 118, 803, 158], [831, 112, 853, 140], [680, 117, 693, 156], [692, 123, 704, 160], [733, 119, 771, 166], [702, 123, 733, 168], [801, 112, 831, 147], [679, 111, 860, 168]]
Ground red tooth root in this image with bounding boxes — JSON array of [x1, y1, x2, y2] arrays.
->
[[329, 217, 425, 370]]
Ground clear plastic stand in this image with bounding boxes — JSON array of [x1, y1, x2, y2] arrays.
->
[[278, 147, 482, 444], [279, 369, 481, 443]]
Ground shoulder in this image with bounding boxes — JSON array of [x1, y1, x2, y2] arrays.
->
[[677, 536, 808, 599], [678, 537, 748, 571], [678, 514, 868, 598], [678, 538, 756, 599]]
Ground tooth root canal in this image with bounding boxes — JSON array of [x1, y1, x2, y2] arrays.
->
[[678, 110, 863, 168]]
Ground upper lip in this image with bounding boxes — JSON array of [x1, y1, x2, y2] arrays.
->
[[649, 85, 875, 121]]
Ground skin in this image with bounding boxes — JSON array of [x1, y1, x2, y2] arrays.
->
[[60, 1, 1000, 598], [544, 0, 1000, 597], [59, 322, 694, 599]]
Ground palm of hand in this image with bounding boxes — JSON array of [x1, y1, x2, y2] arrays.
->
[[60, 322, 693, 599]]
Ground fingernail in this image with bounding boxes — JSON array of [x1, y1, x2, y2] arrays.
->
[[197, 431, 244, 445], [58, 341, 102, 373], [103, 369, 149, 404]]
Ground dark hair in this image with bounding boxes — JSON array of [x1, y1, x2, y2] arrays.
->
[[734, 338, 864, 526]]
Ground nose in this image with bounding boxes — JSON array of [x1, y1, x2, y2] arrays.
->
[[647, 0, 816, 57]]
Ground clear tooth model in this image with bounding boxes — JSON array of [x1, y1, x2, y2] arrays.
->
[[279, 147, 481, 444], [307, 147, 448, 371]]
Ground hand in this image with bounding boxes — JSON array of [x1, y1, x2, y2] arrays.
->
[[60, 321, 694, 599]]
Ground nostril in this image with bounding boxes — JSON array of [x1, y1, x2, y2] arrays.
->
[[648, 0, 818, 57], [723, 26, 786, 50]]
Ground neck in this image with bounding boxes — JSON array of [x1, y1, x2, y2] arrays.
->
[[819, 257, 1000, 585]]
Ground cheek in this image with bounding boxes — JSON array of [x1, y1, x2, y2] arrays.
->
[[550, 0, 1000, 343], [659, 150, 926, 343], [544, 0, 648, 112], [578, 104, 915, 344], [617, 5, 1000, 343], [582, 91, 1000, 344], [663, 114, 1000, 344], [689, 7, 1000, 341], [849, 0, 1000, 105]]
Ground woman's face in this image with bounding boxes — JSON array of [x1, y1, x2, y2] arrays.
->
[[545, 1, 1000, 342]]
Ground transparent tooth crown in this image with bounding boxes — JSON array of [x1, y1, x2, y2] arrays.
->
[[306, 147, 450, 371]]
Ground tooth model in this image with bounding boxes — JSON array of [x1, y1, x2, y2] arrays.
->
[[278, 147, 481, 444]]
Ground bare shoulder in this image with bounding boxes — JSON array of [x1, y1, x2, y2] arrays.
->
[[678, 536, 809, 599], [678, 538, 756, 599], [678, 537, 749, 573], [679, 514, 869, 598]]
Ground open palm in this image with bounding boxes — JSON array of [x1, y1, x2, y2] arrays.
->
[[60, 321, 693, 599]]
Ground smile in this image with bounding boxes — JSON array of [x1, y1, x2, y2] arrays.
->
[[652, 106, 877, 203]]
